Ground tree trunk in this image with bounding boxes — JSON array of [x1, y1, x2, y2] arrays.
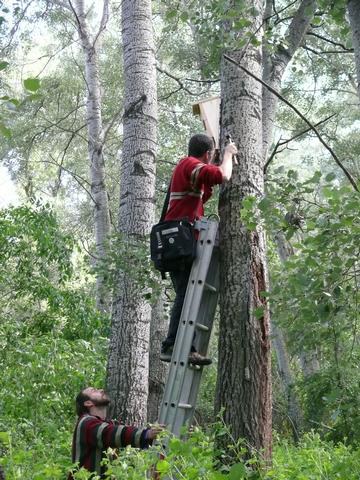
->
[[147, 291, 169, 423], [73, 0, 111, 312], [215, 0, 272, 459], [261, 0, 316, 439], [271, 321, 302, 441], [272, 232, 303, 439], [106, 0, 157, 423], [347, 0, 360, 100], [262, 0, 316, 159]]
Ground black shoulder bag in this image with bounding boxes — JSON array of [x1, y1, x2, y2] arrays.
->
[[150, 184, 196, 278]]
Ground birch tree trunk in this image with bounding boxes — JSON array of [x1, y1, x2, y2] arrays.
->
[[215, 0, 272, 458], [72, 0, 111, 311], [347, 0, 360, 100], [106, 0, 157, 423]]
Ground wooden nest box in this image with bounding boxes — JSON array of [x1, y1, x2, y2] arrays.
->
[[192, 96, 220, 148]]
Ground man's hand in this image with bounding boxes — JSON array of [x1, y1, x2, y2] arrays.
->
[[146, 424, 165, 440], [225, 141, 238, 164], [220, 140, 239, 180], [224, 141, 238, 156]]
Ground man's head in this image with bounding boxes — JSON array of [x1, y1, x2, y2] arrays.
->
[[75, 387, 111, 416], [188, 134, 215, 163]]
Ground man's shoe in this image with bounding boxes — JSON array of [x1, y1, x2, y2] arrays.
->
[[188, 351, 212, 366], [160, 345, 173, 362]]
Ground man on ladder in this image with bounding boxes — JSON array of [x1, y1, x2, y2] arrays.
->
[[160, 133, 238, 365]]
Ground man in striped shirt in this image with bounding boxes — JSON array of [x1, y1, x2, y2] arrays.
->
[[68, 387, 161, 479], [160, 133, 238, 365]]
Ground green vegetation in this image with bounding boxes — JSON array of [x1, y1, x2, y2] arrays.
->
[[1, 186, 360, 478], [0, 204, 107, 479], [1, 0, 360, 477]]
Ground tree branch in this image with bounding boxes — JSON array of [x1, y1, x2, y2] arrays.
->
[[41, 156, 97, 205], [224, 54, 359, 192], [307, 31, 354, 52], [49, 0, 72, 11], [103, 107, 123, 142], [264, 113, 337, 173], [183, 77, 220, 84], [67, 0, 84, 38], [93, 0, 109, 47], [0, 0, 36, 53], [303, 45, 354, 55], [156, 64, 207, 96]]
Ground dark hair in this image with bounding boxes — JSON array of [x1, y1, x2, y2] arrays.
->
[[75, 388, 91, 416], [188, 134, 214, 158]]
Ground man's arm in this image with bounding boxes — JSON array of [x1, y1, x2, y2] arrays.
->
[[218, 142, 238, 181], [81, 416, 154, 450]]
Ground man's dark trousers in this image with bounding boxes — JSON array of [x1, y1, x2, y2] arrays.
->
[[162, 263, 192, 351]]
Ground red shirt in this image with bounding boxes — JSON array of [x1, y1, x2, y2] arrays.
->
[[164, 156, 223, 223]]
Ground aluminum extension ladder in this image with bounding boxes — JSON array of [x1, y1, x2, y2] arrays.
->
[[158, 217, 220, 441]]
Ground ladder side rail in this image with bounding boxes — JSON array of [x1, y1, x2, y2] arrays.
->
[[158, 219, 219, 433], [179, 255, 220, 432], [158, 222, 212, 425], [158, 229, 215, 427]]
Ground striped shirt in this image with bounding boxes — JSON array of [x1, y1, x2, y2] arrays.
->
[[68, 414, 151, 479], [165, 156, 223, 223]]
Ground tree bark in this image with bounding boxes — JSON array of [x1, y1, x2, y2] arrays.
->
[[106, 0, 157, 423], [147, 291, 168, 423], [72, 0, 111, 311], [347, 0, 360, 100], [215, 0, 272, 459]]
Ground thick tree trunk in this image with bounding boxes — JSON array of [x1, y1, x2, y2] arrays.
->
[[106, 0, 157, 423], [74, 0, 111, 311], [147, 291, 168, 423], [215, 0, 272, 459], [347, 0, 360, 100]]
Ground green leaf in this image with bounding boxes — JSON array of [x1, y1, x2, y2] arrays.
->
[[325, 172, 336, 182], [0, 60, 9, 70], [254, 306, 265, 319], [0, 122, 11, 138], [156, 459, 170, 474], [0, 431, 10, 444], [166, 10, 177, 20], [235, 18, 252, 29], [312, 17, 322, 25], [229, 462, 246, 479], [8, 98, 20, 107], [23, 77, 41, 92]]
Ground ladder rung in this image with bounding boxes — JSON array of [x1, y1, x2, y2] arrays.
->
[[204, 282, 217, 292], [178, 403, 193, 409], [196, 323, 209, 332]]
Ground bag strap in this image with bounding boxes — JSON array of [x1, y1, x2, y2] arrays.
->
[[159, 181, 171, 222]]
